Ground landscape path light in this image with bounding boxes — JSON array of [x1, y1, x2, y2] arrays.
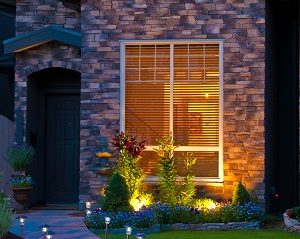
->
[[125, 226, 132, 239], [40, 224, 51, 238], [44, 231, 56, 239], [135, 233, 147, 239], [104, 216, 111, 239], [16, 215, 27, 238], [85, 200, 93, 216], [85, 200, 92, 209]]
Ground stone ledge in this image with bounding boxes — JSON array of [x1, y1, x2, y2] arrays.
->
[[160, 221, 260, 231], [283, 212, 300, 234], [90, 221, 260, 235]]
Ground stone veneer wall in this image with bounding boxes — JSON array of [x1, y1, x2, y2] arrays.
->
[[14, 0, 266, 203], [80, 0, 265, 202], [14, 0, 81, 132]]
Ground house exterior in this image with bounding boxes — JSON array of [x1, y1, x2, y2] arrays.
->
[[0, 0, 299, 211]]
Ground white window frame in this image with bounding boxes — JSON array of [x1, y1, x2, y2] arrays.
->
[[120, 39, 224, 184]]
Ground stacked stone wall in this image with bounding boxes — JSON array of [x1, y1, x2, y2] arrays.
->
[[14, 0, 266, 203], [80, 0, 265, 201]]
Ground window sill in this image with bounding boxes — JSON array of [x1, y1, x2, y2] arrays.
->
[[144, 176, 224, 186]]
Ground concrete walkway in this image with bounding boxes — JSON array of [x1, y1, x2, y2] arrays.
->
[[10, 210, 99, 239]]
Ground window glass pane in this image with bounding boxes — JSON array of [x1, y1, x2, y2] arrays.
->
[[174, 151, 219, 177], [139, 151, 159, 176], [125, 82, 170, 145]]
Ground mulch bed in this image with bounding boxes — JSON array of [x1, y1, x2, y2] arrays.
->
[[0, 232, 22, 239]]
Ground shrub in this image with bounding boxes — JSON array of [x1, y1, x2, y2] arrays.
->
[[85, 208, 156, 229], [6, 144, 34, 172], [155, 136, 178, 205], [0, 199, 13, 238], [112, 131, 147, 209], [178, 152, 196, 206], [289, 207, 300, 220], [232, 182, 251, 206], [103, 172, 133, 212]]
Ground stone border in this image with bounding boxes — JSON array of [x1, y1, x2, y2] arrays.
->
[[90, 221, 260, 235], [283, 212, 300, 233], [91, 224, 160, 235], [160, 221, 260, 231]]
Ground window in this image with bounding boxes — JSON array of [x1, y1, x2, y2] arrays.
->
[[120, 40, 223, 182]]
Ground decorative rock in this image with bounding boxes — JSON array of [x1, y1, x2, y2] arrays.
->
[[283, 212, 300, 233], [160, 222, 259, 231]]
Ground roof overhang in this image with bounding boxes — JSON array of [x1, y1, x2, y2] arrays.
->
[[3, 25, 81, 54]]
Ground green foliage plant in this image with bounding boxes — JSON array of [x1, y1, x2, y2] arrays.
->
[[232, 182, 251, 206], [112, 131, 146, 205], [103, 172, 133, 212], [0, 199, 13, 238], [6, 144, 35, 172], [179, 152, 196, 205], [155, 135, 178, 205], [289, 206, 300, 220]]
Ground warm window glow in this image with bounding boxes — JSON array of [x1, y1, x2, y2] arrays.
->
[[122, 42, 222, 180]]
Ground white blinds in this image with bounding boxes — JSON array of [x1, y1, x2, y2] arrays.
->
[[123, 42, 222, 178]]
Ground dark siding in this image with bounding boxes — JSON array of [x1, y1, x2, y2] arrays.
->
[[265, 0, 299, 212]]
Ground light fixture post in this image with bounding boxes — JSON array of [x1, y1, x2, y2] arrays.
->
[[125, 226, 132, 239], [104, 216, 111, 239], [17, 215, 27, 238], [44, 231, 55, 239]]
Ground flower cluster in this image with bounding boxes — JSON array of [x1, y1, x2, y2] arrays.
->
[[84, 208, 156, 229], [9, 175, 34, 188], [233, 202, 264, 222], [203, 201, 263, 223], [150, 202, 202, 224], [111, 131, 145, 158]]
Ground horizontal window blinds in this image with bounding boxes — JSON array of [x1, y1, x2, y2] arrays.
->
[[124, 42, 221, 179]]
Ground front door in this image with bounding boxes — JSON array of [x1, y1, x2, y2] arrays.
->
[[45, 94, 80, 203]]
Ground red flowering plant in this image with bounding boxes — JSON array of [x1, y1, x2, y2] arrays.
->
[[112, 131, 146, 158], [111, 131, 152, 210]]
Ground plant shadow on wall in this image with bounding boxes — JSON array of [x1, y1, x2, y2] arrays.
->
[[5, 144, 35, 209], [85, 131, 264, 232]]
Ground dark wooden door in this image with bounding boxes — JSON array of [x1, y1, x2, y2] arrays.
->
[[45, 94, 80, 203]]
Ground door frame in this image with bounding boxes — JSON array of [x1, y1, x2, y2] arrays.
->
[[27, 68, 81, 206]]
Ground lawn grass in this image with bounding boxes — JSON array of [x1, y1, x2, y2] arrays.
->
[[98, 229, 299, 239]]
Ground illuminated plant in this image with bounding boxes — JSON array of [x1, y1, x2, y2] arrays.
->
[[194, 198, 219, 211], [178, 152, 196, 205], [111, 131, 148, 210], [155, 135, 178, 205], [232, 182, 251, 206], [103, 172, 133, 212]]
